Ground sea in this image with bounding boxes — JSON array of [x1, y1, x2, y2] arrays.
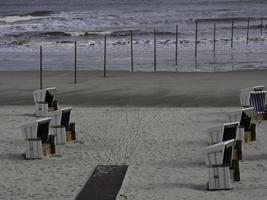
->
[[0, 0, 267, 71]]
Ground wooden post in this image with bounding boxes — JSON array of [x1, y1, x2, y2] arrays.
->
[[260, 17, 264, 36], [231, 20, 234, 48], [175, 24, 178, 66], [104, 36, 107, 77], [213, 23, 216, 55], [195, 20, 198, 58], [40, 46, 43, 89], [246, 18, 250, 44], [130, 30, 133, 72], [74, 42, 77, 84], [154, 28, 157, 72]]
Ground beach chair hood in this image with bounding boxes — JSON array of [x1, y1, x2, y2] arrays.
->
[[48, 110, 63, 126], [33, 87, 57, 103], [205, 139, 235, 166], [21, 118, 51, 140]]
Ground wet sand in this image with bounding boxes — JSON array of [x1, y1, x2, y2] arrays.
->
[[1, 70, 267, 106]]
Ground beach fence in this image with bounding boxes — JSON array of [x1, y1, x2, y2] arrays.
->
[[34, 17, 267, 83]]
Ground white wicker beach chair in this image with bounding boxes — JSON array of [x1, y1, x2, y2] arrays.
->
[[207, 122, 241, 181], [226, 107, 257, 144], [205, 139, 235, 190], [21, 118, 56, 159], [33, 87, 58, 117], [48, 107, 76, 144], [207, 122, 239, 145]]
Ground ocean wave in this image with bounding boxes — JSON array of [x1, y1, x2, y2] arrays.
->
[[0, 15, 46, 24], [41, 31, 72, 37], [0, 10, 53, 24], [21, 11, 53, 17], [197, 17, 265, 23]]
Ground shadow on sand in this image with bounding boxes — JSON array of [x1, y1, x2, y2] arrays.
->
[[143, 182, 206, 191], [0, 153, 25, 160]]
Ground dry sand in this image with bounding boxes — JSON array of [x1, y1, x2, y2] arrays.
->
[[0, 70, 267, 199], [0, 106, 267, 200]]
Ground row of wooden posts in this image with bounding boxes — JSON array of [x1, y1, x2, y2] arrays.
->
[[39, 17, 265, 88]]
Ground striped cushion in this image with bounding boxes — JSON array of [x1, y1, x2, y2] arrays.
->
[[249, 91, 267, 113]]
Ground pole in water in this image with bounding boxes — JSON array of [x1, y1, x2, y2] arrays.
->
[[231, 20, 234, 48], [213, 23, 216, 55], [74, 42, 77, 84], [246, 18, 250, 44], [175, 24, 178, 66], [195, 20, 198, 58], [154, 28, 157, 72], [130, 30, 134, 72], [104, 35, 107, 77], [40, 45, 43, 89], [260, 17, 264, 36]]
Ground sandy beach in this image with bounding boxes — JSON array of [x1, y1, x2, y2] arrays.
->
[[1, 70, 267, 106], [0, 106, 267, 200], [0, 70, 267, 199]]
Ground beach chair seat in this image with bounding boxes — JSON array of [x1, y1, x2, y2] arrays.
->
[[48, 107, 76, 144], [33, 87, 58, 117], [205, 140, 235, 190], [21, 118, 56, 159]]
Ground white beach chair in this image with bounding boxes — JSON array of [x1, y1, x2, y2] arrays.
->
[[48, 107, 76, 144], [205, 139, 235, 190], [33, 87, 58, 117], [207, 122, 239, 145], [21, 118, 56, 159], [240, 85, 267, 120], [226, 107, 257, 144], [207, 122, 241, 181]]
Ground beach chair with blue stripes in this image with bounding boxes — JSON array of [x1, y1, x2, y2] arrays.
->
[[33, 87, 58, 117], [240, 85, 267, 121], [205, 139, 235, 190], [21, 118, 56, 159], [48, 107, 76, 144]]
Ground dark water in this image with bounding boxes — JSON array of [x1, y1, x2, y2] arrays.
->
[[0, 0, 267, 71]]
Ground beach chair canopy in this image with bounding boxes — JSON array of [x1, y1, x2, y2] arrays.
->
[[241, 85, 265, 94], [21, 118, 51, 141], [226, 107, 256, 134], [48, 110, 62, 126], [249, 91, 267, 112], [48, 107, 72, 130], [208, 122, 239, 144], [226, 110, 242, 123], [205, 139, 235, 166], [33, 87, 57, 104], [222, 122, 239, 142], [240, 85, 266, 109], [240, 107, 256, 130]]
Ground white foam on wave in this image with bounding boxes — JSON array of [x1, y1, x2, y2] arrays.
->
[[0, 15, 46, 24]]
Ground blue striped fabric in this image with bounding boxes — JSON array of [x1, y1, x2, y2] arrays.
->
[[249, 91, 267, 113]]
